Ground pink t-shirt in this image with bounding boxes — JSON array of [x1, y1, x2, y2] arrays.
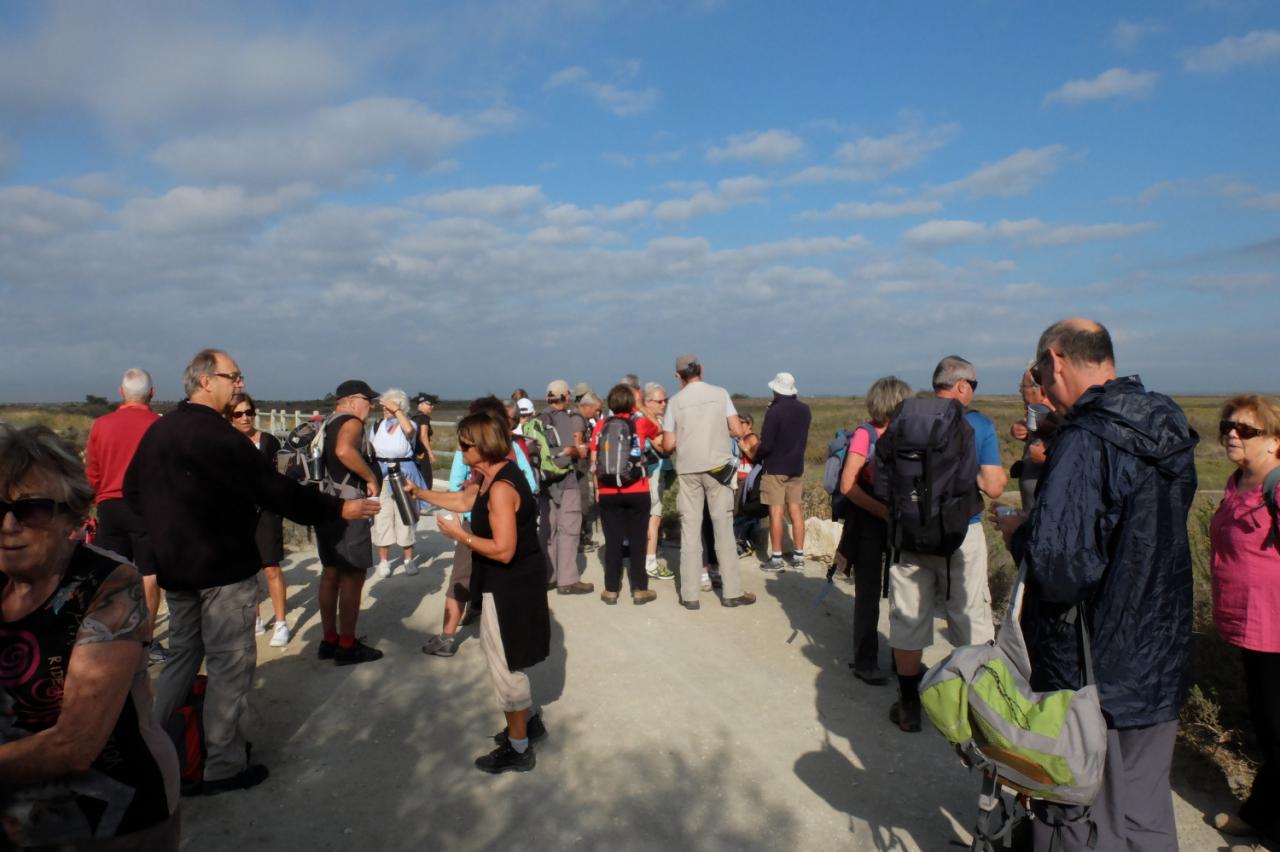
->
[[1210, 472, 1280, 652]]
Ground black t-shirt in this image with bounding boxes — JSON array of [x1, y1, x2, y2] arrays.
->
[[411, 413, 433, 459]]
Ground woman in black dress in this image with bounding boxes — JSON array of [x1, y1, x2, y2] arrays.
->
[[228, 393, 290, 647], [410, 410, 551, 773]]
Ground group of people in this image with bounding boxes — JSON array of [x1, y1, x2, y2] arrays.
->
[[2, 319, 1278, 850]]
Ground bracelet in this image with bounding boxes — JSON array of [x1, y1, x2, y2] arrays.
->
[[466, 536, 473, 547]]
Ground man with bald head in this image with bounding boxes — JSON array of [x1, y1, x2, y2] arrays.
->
[[992, 319, 1197, 851]]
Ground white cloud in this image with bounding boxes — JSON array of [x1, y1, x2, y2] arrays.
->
[[62, 172, 135, 200], [1183, 29, 1280, 72], [151, 97, 483, 186], [544, 64, 659, 116], [904, 220, 986, 248], [707, 129, 804, 165], [1043, 68, 1159, 106], [801, 199, 943, 221], [934, 145, 1069, 198], [119, 184, 315, 235], [1108, 20, 1165, 52], [653, 176, 769, 223], [599, 200, 652, 222], [1020, 221, 1157, 247], [415, 185, 546, 218], [0, 186, 103, 240], [786, 122, 958, 184]]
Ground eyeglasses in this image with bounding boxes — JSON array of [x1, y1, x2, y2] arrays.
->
[[1220, 420, 1266, 440], [649, 398, 668, 404], [0, 498, 68, 528], [231, 409, 255, 419], [213, 371, 244, 384], [1029, 351, 1052, 387], [458, 439, 476, 451], [964, 378, 979, 392]]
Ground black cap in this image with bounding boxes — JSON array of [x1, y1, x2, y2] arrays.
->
[[412, 392, 439, 405], [335, 379, 378, 400]]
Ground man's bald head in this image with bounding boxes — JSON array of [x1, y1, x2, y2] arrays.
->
[[1036, 318, 1114, 368]]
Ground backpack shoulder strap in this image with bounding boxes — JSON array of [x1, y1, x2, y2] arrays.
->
[[1263, 466, 1280, 549]]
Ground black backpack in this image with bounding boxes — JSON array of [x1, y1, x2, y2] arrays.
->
[[873, 398, 983, 558], [596, 415, 644, 489]]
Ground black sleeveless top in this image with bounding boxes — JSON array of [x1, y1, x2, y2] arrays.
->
[[322, 413, 374, 491], [471, 461, 550, 670], [0, 545, 175, 844]]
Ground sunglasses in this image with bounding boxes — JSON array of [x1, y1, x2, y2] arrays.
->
[[964, 378, 978, 392], [231, 409, 255, 419], [458, 439, 476, 451], [213, 371, 244, 383], [0, 497, 69, 528], [1220, 420, 1266, 440], [649, 398, 668, 404]]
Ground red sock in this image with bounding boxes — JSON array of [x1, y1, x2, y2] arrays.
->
[[323, 630, 339, 645], [338, 633, 356, 649]]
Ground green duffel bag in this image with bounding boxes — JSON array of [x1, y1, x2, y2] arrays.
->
[[919, 562, 1107, 808]]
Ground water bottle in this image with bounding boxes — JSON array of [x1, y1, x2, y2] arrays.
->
[[386, 463, 419, 526], [1025, 405, 1038, 433]]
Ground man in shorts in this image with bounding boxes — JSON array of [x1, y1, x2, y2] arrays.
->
[[314, 380, 385, 665], [755, 372, 811, 571], [888, 355, 1006, 733]]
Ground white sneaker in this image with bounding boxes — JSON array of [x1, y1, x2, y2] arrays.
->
[[377, 560, 392, 578], [700, 573, 713, 592], [270, 621, 291, 647], [403, 558, 419, 577], [254, 616, 266, 636]]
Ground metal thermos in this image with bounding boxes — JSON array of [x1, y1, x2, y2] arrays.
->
[[1026, 405, 1038, 433], [386, 463, 418, 525]]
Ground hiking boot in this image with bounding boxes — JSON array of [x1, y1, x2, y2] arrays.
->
[[403, 558, 420, 577], [762, 557, 786, 573], [334, 638, 383, 666], [198, 763, 269, 796], [317, 640, 336, 660], [376, 560, 392, 578], [493, 713, 548, 746], [269, 621, 291, 648], [700, 573, 713, 591], [851, 665, 889, 686], [632, 589, 657, 605], [557, 581, 594, 595], [475, 742, 535, 774], [722, 592, 757, 608], [600, 591, 619, 605], [889, 699, 922, 733], [421, 634, 457, 657], [736, 539, 754, 558]]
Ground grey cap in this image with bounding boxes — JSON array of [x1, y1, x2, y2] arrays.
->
[[675, 353, 699, 372]]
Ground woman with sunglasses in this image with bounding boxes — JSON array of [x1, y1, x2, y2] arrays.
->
[[0, 424, 180, 848], [226, 393, 290, 648], [407, 411, 550, 773], [1210, 395, 1280, 846]]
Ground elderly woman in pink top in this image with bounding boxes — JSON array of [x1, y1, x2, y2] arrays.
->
[[1210, 393, 1280, 845]]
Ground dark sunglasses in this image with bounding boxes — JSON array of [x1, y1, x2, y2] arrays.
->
[[1220, 420, 1265, 440], [0, 498, 69, 527], [458, 439, 476, 451], [231, 409, 255, 419], [213, 371, 244, 383], [965, 378, 979, 392]]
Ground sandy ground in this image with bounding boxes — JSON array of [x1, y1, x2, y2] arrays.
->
[[162, 515, 1249, 852]]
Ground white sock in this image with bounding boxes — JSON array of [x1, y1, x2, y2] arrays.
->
[[509, 736, 529, 754]]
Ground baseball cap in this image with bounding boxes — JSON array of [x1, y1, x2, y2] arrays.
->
[[546, 379, 571, 398], [335, 379, 378, 401], [573, 382, 593, 400], [675, 353, 699, 372], [411, 392, 439, 406], [516, 398, 535, 415]]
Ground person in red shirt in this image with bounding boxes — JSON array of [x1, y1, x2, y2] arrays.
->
[[83, 368, 165, 660], [589, 384, 661, 605]]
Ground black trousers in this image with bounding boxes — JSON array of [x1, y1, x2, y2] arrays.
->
[[837, 505, 887, 671], [599, 492, 651, 594], [1240, 648, 1280, 841], [95, 498, 154, 575]]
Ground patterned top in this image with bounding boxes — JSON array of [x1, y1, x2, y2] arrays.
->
[[0, 544, 178, 846]]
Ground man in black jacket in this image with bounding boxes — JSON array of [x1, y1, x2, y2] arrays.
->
[[125, 349, 379, 795], [993, 319, 1197, 851], [756, 372, 811, 571]]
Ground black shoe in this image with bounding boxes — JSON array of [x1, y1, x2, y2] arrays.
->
[[681, 600, 700, 610], [889, 700, 922, 733], [197, 764, 270, 796], [334, 638, 383, 666], [493, 713, 548, 746], [851, 665, 889, 686], [317, 640, 336, 660], [475, 741, 536, 774]]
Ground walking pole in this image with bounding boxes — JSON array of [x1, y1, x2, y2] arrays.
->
[[786, 563, 838, 644]]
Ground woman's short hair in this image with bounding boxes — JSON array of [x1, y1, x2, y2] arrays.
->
[[606, 383, 635, 415], [739, 412, 754, 427], [643, 382, 665, 401], [866, 376, 913, 424], [1220, 394, 1280, 446], [457, 412, 511, 463], [0, 424, 94, 522], [380, 388, 409, 414], [227, 392, 256, 419], [468, 395, 510, 429]]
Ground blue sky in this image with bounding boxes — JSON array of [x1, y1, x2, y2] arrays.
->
[[2, 1, 1278, 402]]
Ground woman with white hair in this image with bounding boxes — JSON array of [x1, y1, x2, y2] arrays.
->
[[372, 388, 429, 577]]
